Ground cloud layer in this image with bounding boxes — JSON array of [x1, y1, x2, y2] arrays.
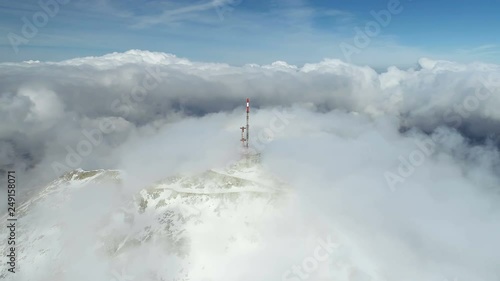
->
[[2, 50, 500, 280], [1, 50, 499, 189]]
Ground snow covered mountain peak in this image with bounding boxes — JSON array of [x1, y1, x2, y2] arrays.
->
[[1, 158, 293, 280]]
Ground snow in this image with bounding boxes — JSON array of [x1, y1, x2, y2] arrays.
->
[[0, 163, 296, 281]]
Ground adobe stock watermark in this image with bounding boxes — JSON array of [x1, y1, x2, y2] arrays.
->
[[221, 107, 296, 171], [384, 74, 499, 191], [7, 0, 70, 54], [50, 120, 115, 175], [51, 65, 168, 175], [248, 107, 296, 153], [339, 0, 403, 62], [110, 65, 168, 118], [213, 0, 243, 20], [281, 235, 339, 281]]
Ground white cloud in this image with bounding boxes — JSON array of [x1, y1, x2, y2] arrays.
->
[[1, 50, 500, 280], [1, 50, 499, 186]]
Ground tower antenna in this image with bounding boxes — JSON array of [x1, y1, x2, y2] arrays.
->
[[246, 98, 249, 148], [240, 126, 246, 147]]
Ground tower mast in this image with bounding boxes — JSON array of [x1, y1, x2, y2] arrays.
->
[[240, 126, 246, 147], [246, 98, 250, 148]]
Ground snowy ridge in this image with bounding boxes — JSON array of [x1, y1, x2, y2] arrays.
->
[[2, 169, 121, 221], [0, 160, 291, 280]]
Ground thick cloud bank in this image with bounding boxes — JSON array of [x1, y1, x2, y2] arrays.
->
[[1, 50, 500, 280], [1, 50, 500, 188]]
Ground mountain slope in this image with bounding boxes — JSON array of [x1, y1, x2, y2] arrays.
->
[[0, 158, 295, 281]]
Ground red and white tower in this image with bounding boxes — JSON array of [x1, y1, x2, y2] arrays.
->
[[240, 98, 250, 148], [246, 98, 250, 148]]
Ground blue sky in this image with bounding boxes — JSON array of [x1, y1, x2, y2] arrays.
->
[[1, 0, 499, 68]]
